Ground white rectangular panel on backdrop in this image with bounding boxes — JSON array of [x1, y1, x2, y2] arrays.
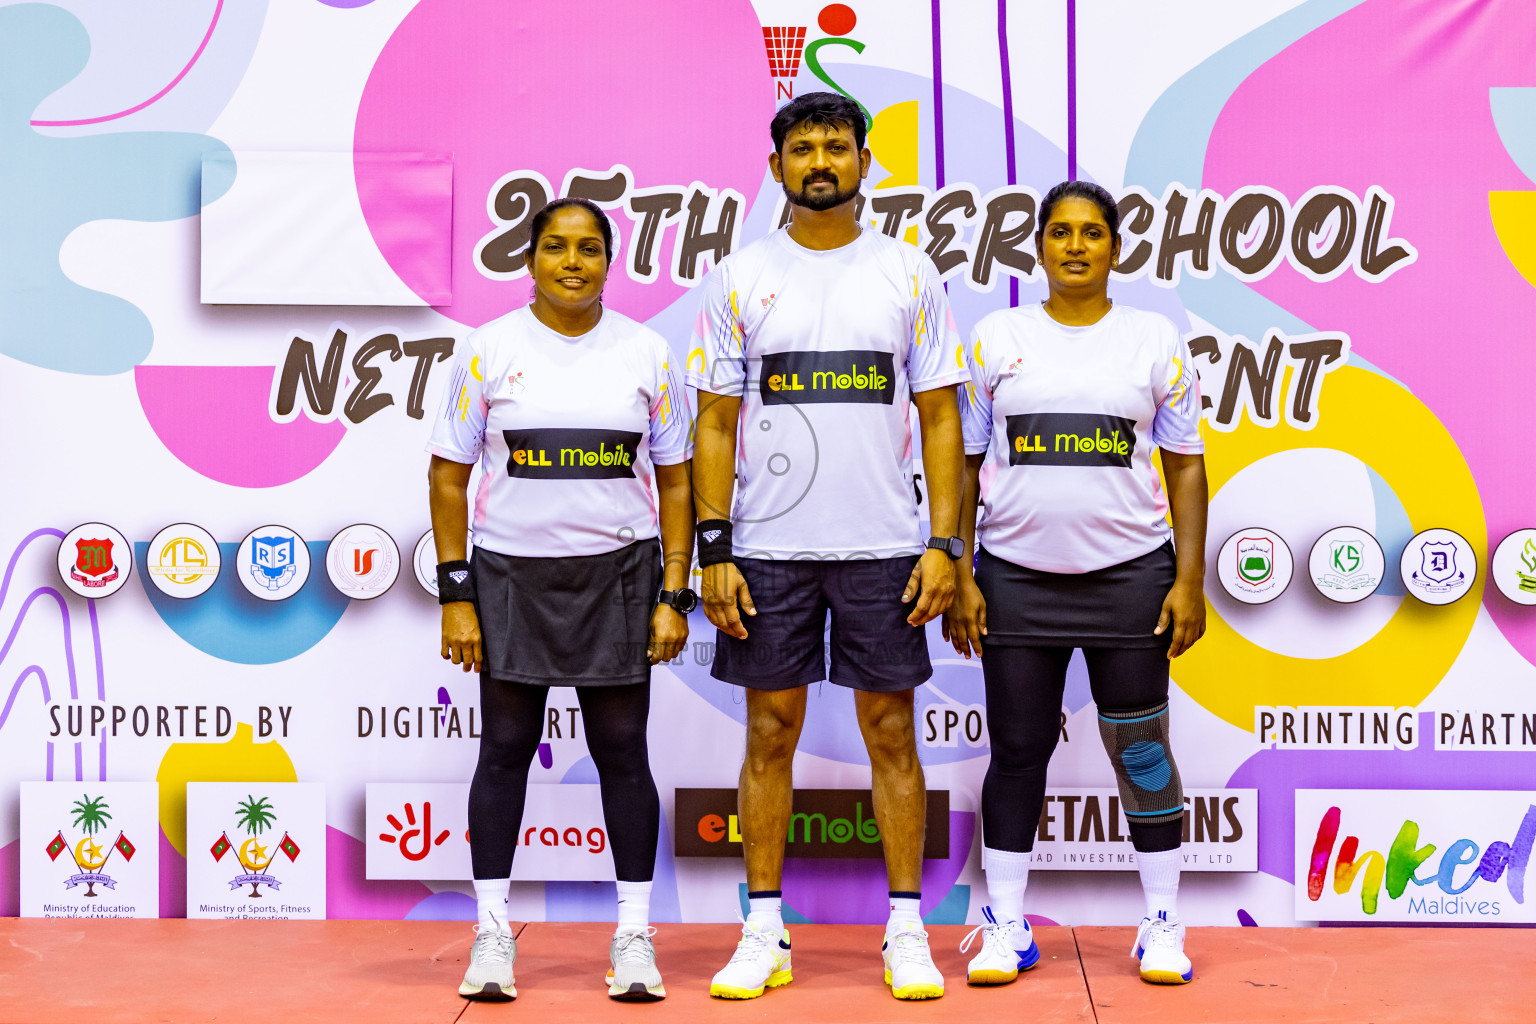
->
[[1026, 788, 1257, 871], [21, 782, 159, 919], [200, 151, 452, 305], [366, 782, 613, 881], [186, 782, 327, 920], [1294, 789, 1536, 923]]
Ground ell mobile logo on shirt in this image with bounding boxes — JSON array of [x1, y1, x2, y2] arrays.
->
[[1005, 413, 1137, 468], [502, 428, 642, 479], [759, 350, 897, 405]]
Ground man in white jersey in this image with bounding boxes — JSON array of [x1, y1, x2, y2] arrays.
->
[[687, 92, 968, 1001]]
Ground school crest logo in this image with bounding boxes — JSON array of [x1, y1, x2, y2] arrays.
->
[[46, 794, 136, 898], [146, 523, 222, 598], [1218, 527, 1292, 605], [209, 794, 301, 898], [1417, 542, 1459, 585], [57, 523, 132, 598], [1490, 529, 1536, 606], [1400, 528, 1476, 605], [1237, 537, 1274, 585], [1309, 528, 1384, 603], [237, 525, 311, 601]]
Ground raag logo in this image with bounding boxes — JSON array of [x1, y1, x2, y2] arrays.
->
[[208, 794, 301, 898], [378, 800, 452, 862], [674, 788, 948, 859], [44, 794, 137, 898]]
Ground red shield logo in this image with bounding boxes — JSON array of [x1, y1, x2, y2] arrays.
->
[[74, 538, 114, 577]]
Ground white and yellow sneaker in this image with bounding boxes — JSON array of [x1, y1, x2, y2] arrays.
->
[[459, 923, 516, 1000], [709, 921, 792, 999], [961, 906, 1041, 985], [607, 927, 666, 1001], [881, 920, 944, 1000], [1132, 911, 1192, 984]]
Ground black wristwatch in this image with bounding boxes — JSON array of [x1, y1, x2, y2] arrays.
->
[[658, 588, 698, 614], [926, 536, 964, 560]]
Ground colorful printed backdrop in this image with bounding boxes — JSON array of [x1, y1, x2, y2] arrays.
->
[[2, 0, 1533, 927]]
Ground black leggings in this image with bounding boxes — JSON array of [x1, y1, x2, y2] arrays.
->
[[469, 677, 660, 881], [981, 645, 1181, 854]]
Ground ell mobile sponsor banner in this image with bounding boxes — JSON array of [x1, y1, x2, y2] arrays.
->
[[365, 783, 613, 881], [1028, 788, 1256, 872], [1295, 790, 1536, 923]]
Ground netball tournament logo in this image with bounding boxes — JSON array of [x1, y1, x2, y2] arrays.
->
[[45, 794, 136, 898], [146, 523, 222, 598], [236, 525, 311, 601], [1400, 528, 1476, 605], [57, 523, 131, 598], [1308, 527, 1386, 603], [327, 523, 400, 599], [208, 794, 301, 898], [1218, 527, 1293, 604], [1490, 528, 1536, 606]]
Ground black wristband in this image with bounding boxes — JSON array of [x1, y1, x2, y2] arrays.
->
[[436, 560, 475, 605], [696, 519, 734, 568]]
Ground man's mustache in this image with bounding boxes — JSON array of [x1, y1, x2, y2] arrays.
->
[[801, 173, 839, 187]]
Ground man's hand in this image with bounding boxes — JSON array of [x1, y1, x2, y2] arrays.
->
[[902, 548, 956, 626], [941, 572, 986, 658], [441, 602, 482, 673], [1154, 578, 1207, 658], [702, 562, 755, 639]]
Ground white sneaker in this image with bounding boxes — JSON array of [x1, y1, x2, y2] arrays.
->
[[607, 927, 666, 1001], [709, 921, 792, 999], [961, 906, 1041, 985], [459, 923, 516, 1000], [882, 920, 944, 1000], [1132, 911, 1192, 984]]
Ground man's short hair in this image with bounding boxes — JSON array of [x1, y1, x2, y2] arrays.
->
[[770, 92, 868, 155]]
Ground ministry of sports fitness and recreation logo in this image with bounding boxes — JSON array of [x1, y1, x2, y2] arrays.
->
[[146, 523, 222, 598], [44, 794, 137, 897], [236, 525, 311, 602], [1400, 527, 1476, 605], [326, 524, 400, 599], [56, 523, 132, 599], [1308, 526, 1385, 603], [1218, 527, 1293, 604], [1490, 528, 1536, 606], [208, 794, 302, 898]]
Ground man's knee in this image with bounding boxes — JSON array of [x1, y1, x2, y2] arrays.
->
[[744, 689, 806, 767], [857, 691, 918, 767]]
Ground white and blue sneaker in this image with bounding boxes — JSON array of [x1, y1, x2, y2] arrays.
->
[[709, 921, 792, 999], [1132, 911, 1192, 984], [961, 906, 1041, 985]]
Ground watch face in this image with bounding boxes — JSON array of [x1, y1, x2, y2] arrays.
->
[[673, 589, 698, 614]]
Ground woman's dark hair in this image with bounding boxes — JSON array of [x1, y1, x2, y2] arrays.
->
[[1037, 180, 1120, 239], [527, 197, 614, 264], [770, 91, 868, 154]]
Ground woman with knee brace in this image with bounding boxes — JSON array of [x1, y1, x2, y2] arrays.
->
[[426, 198, 696, 1002], [944, 181, 1208, 986]]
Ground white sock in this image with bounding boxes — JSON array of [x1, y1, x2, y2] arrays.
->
[[473, 877, 511, 933], [886, 893, 923, 931], [982, 846, 1030, 925], [746, 890, 784, 934], [616, 880, 652, 933], [1137, 848, 1180, 918]]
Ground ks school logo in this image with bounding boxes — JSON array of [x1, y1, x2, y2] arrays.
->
[[208, 794, 301, 898], [45, 794, 136, 897], [237, 525, 311, 601], [1309, 527, 1385, 603], [57, 523, 131, 598]]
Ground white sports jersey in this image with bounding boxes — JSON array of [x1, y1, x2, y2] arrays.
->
[[686, 228, 968, 560], [427, 306, 692, 558], [962, 302, 1204, 573]]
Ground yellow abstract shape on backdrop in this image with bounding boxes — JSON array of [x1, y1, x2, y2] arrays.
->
[[156, 722, 297, 856], [1488, 191, 1536, 288], [1170, 365, 1484, 730], [867, 100, 920, 246]]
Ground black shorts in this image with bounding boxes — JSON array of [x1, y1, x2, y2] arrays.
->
[[975, 541, 1176, 649], [710, 555, 931, 693], [473, 538, 661, 686]]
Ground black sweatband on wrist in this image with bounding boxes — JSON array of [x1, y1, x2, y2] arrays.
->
[[436, 559, 475, 605], [696, 519, 734, 567]]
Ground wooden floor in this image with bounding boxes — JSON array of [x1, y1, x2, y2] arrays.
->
[[1, 919, 1532, 1023]]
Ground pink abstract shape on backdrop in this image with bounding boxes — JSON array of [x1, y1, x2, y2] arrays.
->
[[1202, 0, 1536, 662], [354, 0, 772, 328], [134, 366, 346, 488]]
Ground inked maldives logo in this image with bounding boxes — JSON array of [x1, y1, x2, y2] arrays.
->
[[1307, 803, 1536, 915]]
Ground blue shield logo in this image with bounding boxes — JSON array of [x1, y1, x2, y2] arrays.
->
[[1419, 541, 1457, 584], [251, 536, 296, 590]]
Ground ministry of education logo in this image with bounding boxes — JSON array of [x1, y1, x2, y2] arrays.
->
[[1308, 527, 1385, 603], [57, 523, 132, 599], [45, 794, 137, 898], [327, 523, 399, 599], [236, 525, 311, 601], [1218, 527, 1292, 605], [209, 794, 301, 898], [146, 523, 222, 598], [1400, 528, 1476, 605], [1491, 529, 1536, 606]]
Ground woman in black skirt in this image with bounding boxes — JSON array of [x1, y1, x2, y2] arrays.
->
[[426, 198, 695, 1002], [945, 181, 1208, 987]]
